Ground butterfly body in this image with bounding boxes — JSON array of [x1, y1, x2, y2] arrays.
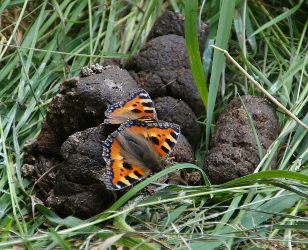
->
[[102, 89, 180, 190]]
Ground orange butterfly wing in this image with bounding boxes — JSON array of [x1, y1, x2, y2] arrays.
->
[[122, 120, 180, 157], [103, 160, 148, 190], [102, 120, 180, 190], [104, 89, 157, 124]]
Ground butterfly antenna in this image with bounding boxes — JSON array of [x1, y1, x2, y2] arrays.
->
[[162, 99, 181, 120], [157, 79, 176, 91], [155, 78, 181, 120]]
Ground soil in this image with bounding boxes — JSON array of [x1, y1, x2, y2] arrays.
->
[[154, 96, 201, 146], [46, 67, 138, 139], [126, 36, 206, 116], [203, 95, 280, 184], [125, 11, 209, 117], [146, 11, 208, 56]]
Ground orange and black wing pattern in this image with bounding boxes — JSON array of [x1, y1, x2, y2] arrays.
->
[[103, 160, 149, 190], [102, 119, 180, 190], [122, 120, 180, 157], [102, 120, 151, 189], [104, 89, 157, 124]]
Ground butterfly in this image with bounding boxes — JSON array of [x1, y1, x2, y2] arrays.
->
[[104, 89, 157, 124], [102, 89, 180, 190]]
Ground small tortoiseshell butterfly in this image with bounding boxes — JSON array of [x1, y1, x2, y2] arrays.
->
[[104, 89, 157, 124], [102, 89, 181, 190]]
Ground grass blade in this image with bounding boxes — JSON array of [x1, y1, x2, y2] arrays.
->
[[238, 95, 263, 160], [248, 0, 304, 38], [48, 228, 71, 250], [184, 0, 208, 108], [205, 0, 236, 150]]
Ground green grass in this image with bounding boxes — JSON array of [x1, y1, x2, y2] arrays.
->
[[1, 0, 308, 249]]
